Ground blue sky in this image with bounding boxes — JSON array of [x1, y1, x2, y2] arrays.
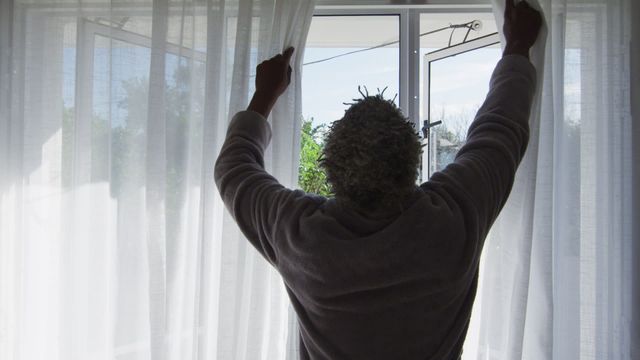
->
[[301, 47, 400, 127]]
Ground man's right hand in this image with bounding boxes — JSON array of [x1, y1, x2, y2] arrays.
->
[[503, 0, 542, 58]]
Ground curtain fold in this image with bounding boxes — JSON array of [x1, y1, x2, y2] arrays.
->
[[0, 0, 315, 359], [463, 0, 634, 359]]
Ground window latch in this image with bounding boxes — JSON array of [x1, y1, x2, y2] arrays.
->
[[421, 119, 442, 139]]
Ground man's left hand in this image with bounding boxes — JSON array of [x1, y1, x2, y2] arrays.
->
[[248, 47, 294, 118]]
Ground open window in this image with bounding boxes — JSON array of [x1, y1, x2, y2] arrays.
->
[[421, 32, 501, 177], [300, 8, 502, 188]]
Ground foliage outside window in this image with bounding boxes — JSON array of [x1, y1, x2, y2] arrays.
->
[[298, 119, 332, 197]]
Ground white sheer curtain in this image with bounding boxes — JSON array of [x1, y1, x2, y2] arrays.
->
[[0, 0, 315, 359], [464, 0, 635, 359]]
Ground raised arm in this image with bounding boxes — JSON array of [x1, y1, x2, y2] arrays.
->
[[214, 47, 307, 266], [425, 0, 542, 238]]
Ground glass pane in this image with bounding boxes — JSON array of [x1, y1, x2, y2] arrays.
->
[[302, 15, 400, 128], [426, 47, 502, 174], [419, 12, 501, 176], [419, 12, 498, 120]]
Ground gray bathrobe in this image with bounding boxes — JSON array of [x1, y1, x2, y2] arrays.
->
[[214, 54, 536, 360]]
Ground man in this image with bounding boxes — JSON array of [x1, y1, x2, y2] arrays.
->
[[214, 0, 542, 358]]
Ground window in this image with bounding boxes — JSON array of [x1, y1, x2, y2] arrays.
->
[[76, 19, 207, 190], [301, 6, 500, 184], [74, 20, 208, 350], [419, 12, 500, 177]]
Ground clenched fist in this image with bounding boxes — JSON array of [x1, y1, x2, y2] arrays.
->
[[503, 0, 542, 58], [248, 47, 295, 118], [255, 47, 294, 98]]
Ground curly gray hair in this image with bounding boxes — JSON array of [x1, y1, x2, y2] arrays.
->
[[319, 88, 422, 212]]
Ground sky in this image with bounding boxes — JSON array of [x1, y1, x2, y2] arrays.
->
[[301, 47, 400, 127], [301, 45, 503, 136]]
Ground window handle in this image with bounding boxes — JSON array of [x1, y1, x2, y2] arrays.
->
[[421, 119, 442, 139]]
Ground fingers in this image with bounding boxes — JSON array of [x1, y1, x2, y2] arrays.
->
[[516, 0, 532, 10], [505, 0, 515, 14], [265, 47, 295, 65], [283, 47, 295, 63], [506, 0, 539, 23]]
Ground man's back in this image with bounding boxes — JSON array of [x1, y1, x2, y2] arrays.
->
[[214, 55, 537, 359], [278, 190, 476, 359]]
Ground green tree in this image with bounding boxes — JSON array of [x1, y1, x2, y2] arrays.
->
[[298, 118, 332, 197]]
